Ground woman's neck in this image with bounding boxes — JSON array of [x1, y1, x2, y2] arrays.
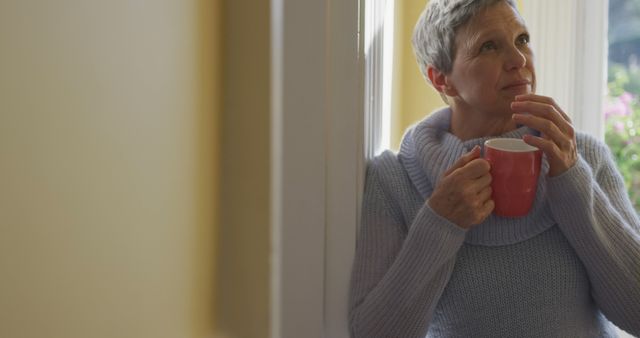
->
[[449, 106, 518, 141]]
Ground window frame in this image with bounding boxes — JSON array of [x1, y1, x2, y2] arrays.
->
[[519, 0, 608, 139]]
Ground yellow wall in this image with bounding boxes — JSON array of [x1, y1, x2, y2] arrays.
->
[[215, 0, 271, 337], [0, 0, 218, 337]]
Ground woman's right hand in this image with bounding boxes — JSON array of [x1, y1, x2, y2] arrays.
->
[[428, 146, 494, 229]]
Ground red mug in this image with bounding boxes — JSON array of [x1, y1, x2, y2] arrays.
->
[[484, 138, 542, 217]]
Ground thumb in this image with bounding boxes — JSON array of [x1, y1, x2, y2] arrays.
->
[[443, 145, 481, 177]]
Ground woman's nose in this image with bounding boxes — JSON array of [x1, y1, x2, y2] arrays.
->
[[504, 46, 527, 70]]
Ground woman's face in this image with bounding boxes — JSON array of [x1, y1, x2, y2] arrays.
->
[[445, 2, 535, 117]]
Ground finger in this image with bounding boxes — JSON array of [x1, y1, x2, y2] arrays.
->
[[514, 94, 572, 123], [513, 114, 571, 150], [476, 185, 492, 201], [473, 172, 492, 190], [459, 159, 492, 180], [464, 173, 492, 198], [522, 134, 562, 158], [444, 145, 481, 177], [483, 199, 495, 214], [476, 173, 493, 189], [479, 199, 495, 220], [511, 100, 572, 134]]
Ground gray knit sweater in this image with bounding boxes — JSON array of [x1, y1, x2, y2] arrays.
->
[[349, 108, 640, 338]]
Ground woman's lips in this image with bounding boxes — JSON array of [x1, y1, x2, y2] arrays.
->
[[502, 81, 531, 93]]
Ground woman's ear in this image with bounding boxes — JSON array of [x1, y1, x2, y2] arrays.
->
[[427, 65, 457, 96]]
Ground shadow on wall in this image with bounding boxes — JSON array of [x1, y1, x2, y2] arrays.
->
[[214, 0, 271, 337]]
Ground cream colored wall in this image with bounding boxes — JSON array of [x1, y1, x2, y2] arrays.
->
[[215, 0, 270, 337], [392, 0, 445, 149], [0, 0, 217, 337]]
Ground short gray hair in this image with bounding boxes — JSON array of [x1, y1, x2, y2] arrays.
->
[[412, 0, 518, 80]]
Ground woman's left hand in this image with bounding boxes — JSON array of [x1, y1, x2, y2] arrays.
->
[[511, 94, 578, 177]]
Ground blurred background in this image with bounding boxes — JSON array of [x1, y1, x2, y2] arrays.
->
[[0, 0, 269, 337], [605, 0, 640, 212]]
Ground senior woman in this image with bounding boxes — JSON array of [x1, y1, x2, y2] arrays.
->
[[348, 0, 640, 337]]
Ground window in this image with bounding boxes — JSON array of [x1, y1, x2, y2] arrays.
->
[[605, 0, 640, 214], [364, 0, 395, 157]]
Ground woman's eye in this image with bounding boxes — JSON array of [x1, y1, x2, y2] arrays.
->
[[517, 34, 530, 45], [480, 41, 497, 52]]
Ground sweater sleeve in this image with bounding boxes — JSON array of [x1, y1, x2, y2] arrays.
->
[[546, 137, 640, 335], [348, 158, 467, 338]]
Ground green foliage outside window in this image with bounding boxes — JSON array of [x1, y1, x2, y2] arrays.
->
[[605, 63, 640, 212]]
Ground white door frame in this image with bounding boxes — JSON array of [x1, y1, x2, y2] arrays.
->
[[270, 0, 363, 337]]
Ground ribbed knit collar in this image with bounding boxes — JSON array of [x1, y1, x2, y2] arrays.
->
[[398, 107, 556, 246]]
